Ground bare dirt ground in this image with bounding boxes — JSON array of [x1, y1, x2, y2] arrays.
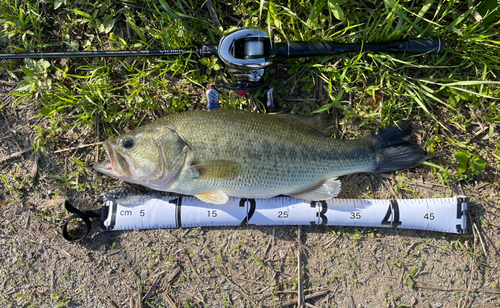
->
[[1, 80, 499, 308]]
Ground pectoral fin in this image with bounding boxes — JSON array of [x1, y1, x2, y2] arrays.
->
[[191, 161, 240, 179], [290, 178, 341, 201], [195, 191, 229, 204]]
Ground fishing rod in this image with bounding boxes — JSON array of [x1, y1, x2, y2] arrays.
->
[[2, 28, 443, 109]]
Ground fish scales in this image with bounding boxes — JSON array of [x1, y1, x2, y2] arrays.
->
[[152, 110, 373, 198]]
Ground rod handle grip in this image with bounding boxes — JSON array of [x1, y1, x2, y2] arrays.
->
[[275, 36, 443, 57]]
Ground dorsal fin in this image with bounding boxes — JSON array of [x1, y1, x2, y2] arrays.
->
[[273, 113, 333, 136]]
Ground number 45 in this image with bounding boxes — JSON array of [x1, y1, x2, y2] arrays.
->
[[423, 213, 435, 220]]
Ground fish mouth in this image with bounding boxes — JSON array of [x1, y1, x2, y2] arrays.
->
[[94, 142, 131, 178]]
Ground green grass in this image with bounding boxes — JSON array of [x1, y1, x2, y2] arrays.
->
[[0, 0, 499, 188]]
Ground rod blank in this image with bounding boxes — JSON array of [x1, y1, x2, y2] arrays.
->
[[0, 49, 197, 60]]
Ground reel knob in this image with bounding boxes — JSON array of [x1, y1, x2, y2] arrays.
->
[[206, 86, 219, 110], [267, 86, 275, 112]]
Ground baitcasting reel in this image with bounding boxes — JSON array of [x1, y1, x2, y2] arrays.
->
[[206, 28, 277, 110]]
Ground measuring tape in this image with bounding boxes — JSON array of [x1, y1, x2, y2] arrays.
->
[[99, 195, 467, 234]]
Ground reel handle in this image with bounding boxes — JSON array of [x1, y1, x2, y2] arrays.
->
[[276, 36, 443, 57]]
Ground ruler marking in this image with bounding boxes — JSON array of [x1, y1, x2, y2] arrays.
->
[[105, 196, 465, 234]]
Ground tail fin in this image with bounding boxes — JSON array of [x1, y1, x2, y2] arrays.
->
[[368, 122, 425, 173]]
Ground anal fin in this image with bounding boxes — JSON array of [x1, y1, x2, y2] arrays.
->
[[195, 190, 229, 204], [290, 178, 341, 201]]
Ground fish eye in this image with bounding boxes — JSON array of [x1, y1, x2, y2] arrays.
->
[[123, 137, 134, 149]]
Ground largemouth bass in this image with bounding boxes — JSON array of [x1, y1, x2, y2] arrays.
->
[[94, 109, 424, 204]]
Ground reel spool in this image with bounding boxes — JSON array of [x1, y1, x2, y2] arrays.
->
[[244, 40, 265, 59]]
